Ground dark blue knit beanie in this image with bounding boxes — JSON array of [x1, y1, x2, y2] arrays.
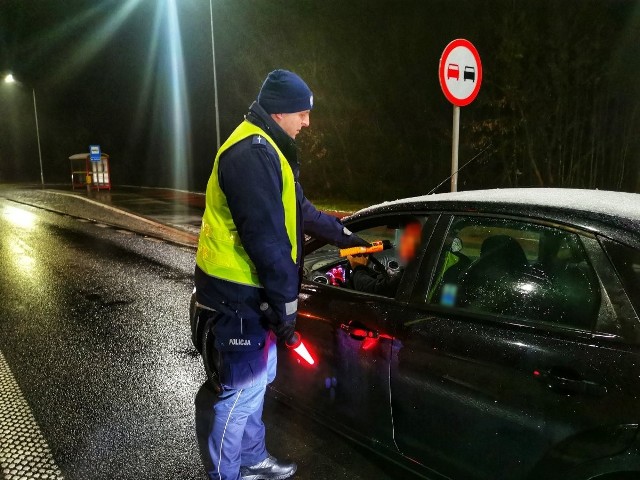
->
[[257, 69, 314, 114]]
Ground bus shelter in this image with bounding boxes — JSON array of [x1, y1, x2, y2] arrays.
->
[[69, 152, 111, 190]]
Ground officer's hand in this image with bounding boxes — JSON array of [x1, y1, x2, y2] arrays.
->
[[261, 303, 297, 343], [348, 254, 369, 269], [347, 233, 370, 248], [273, 318, 296, 344]]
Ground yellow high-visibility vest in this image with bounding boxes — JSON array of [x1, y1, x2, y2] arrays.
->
[[196, 121, 298, 286]]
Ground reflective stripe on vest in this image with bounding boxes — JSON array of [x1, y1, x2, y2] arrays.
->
[[196, 121, 298, 287]]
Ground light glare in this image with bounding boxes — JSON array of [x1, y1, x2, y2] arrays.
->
[[50, 0, 143, 84], [10, 241, 35, 273], [165, 0, 191, 190], [3, 206, 36, 230]]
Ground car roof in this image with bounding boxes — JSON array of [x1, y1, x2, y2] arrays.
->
[[353, 188, 640, 239]]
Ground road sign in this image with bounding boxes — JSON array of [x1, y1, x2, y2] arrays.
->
[[89, 145, 101, 162], [439, 39, 482, 107], [438, 39, 482, 193]]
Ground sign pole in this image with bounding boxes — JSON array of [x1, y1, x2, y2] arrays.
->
[[209, 0, 221, 150], [32, 88, 44, 189], [438, 38, 482, 194], [451, 105, 460, 192]]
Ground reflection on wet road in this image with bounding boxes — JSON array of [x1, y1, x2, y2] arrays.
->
[[0, 197, 404, 480]]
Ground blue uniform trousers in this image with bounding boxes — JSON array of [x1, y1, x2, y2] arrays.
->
[[206, 333, 277, 480]]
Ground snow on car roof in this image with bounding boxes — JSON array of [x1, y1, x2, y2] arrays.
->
[[360, 188, 640, 223]]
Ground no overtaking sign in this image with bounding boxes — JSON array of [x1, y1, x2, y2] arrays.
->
[[439, 39, 482, 107], [438, 39, 482, 192]]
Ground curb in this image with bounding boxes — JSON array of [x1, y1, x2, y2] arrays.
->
[[46, 190, 196, 235], [3, 192, 198, 250]]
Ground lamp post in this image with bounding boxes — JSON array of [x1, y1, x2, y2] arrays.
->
[[4, 73, 45, 188], [209, 0, 221, 150]]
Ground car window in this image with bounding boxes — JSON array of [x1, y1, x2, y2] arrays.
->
[[303, 216, 427, 298], [602, 240, 640, 316], [423, 216, 601, 330]]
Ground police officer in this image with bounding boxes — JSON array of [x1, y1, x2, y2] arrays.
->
[[194, 69, 368, 480]]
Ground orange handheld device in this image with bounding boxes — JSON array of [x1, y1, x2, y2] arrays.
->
[[339, 240, 391, 258]]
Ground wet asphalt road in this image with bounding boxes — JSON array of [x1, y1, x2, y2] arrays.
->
[[0, 196, 405, 480]]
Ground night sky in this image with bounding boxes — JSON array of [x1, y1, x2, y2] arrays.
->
[[1, 1, 639, 200]]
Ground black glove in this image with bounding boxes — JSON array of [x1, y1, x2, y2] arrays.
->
[[274, 318, 296, 344], [347, 233, 370, 248], [260, 303, 297, 343]]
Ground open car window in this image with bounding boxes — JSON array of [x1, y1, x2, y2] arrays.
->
[[303, 215, 428, 299]]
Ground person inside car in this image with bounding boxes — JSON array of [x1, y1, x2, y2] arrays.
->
[[346, 220, 422, 297]]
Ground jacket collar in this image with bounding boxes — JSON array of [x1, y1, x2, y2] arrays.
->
[[246, 101, 300, 177]]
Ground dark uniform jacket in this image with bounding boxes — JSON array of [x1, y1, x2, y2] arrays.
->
[[195, 102, 356, 361]]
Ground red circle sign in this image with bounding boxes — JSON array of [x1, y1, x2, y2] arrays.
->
[[439, 39, 482, 107]]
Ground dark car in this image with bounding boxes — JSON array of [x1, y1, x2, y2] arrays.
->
[[191, 188, 640, 480]]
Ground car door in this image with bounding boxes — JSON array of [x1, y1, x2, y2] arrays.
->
[[390, 214, 640, 480], [271, 214, 433, 451]]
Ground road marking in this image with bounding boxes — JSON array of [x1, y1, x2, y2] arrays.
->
[[0, 351, 64, 479]]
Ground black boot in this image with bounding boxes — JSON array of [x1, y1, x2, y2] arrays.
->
[[240, 455, 297, 480]]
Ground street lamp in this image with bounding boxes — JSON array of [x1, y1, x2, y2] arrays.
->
[[3, 73, 45, 188], [209, 0, 221, 150]]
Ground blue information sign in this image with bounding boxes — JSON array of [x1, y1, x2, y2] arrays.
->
[[89, 145, 101, 162]]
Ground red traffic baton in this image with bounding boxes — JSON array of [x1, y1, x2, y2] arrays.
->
[[260, 303, 316, 365]]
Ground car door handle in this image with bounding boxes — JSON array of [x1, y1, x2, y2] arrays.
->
[[340, 321, 378, 341], [538, 368, 607, 397]]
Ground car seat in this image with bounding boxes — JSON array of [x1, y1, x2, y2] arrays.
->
[[547, 263, 600, 329], [457, 235, 530, 313]]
